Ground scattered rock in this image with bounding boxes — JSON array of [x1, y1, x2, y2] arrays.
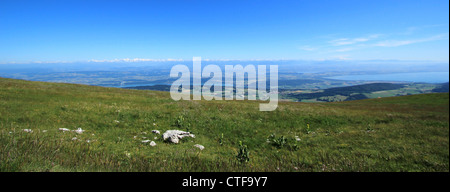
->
[[152, 130, 160, 134], [72, 137, 78, 141], [194, 144, 205, 150], [42, 130, 48, 133], [23, 129, 33, 133], [114, 120, 120, 123], [142, 140, 152, 143], [73, 128, 85, 134], [162, 130, 195, 144], [150, 141, 157, 147], [59, 128, 70, 132]]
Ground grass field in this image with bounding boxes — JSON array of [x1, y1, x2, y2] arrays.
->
[[0, 77, 448, 172]]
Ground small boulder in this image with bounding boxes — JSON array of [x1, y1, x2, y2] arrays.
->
[[162, 130, 195, 144], [59, 128, 70, 132], [194, 144, 205, 150], [73, 128, 85, 134]]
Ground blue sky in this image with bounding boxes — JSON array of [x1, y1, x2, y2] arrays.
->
[[0, 0, 448, 63]]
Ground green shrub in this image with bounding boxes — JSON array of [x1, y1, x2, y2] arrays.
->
[[218, 133, 224, 146], [175, 115, 191, 132], [236, 141, 250, 163]]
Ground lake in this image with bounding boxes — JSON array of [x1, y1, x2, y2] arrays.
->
[[326, 72, 449, 83]]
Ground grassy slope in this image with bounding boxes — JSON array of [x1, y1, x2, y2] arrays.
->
[[0, 77, 448, 172]]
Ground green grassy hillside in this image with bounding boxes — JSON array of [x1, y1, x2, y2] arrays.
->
[[0, 77, 448, 172]]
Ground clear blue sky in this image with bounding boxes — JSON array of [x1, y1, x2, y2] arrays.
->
[[0, 0, 448, 63]]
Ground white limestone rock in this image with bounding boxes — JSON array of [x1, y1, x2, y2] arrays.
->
[[162, 130, 195, 144], [73, 128, 85, 134], [194, 144, 205, 150], [59, 128, 70, 132]]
